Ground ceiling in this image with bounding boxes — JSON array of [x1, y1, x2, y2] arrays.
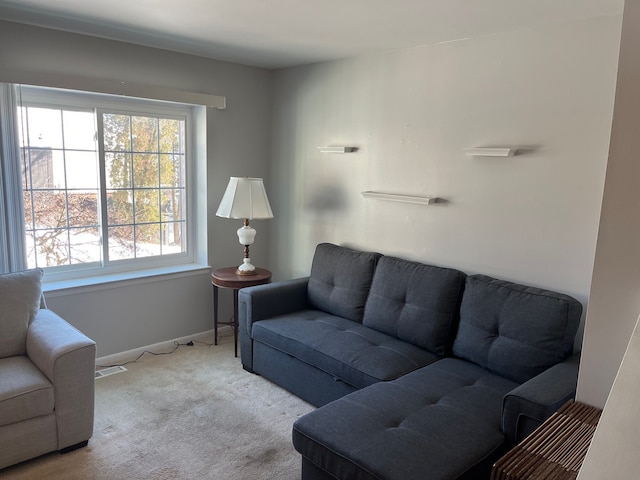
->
[[0, 0, 624, 69]]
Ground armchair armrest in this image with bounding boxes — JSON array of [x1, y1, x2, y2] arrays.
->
[[238, 277, 310, 370], [502, 353, 580, 444], [26, 309, 96, 449]]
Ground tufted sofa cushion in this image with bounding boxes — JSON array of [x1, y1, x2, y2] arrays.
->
[[363, 256, 466, 357], [308, 243, 381, 323], [0, 269, 44, 358], [452, 275, 582, 383]]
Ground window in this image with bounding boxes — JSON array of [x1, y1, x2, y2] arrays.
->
[[16, 86, 193, 279]]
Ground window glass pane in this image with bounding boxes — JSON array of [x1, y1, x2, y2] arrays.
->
[[135, 224, 160, 257], [105, 152, 132, 189], [161, 189, 182, 222], [68, 226, 101, 264], [22, 149, 51, 188], [132, 116, 158, 153], [133, 154, 159, 188], [103, 113, 131, 151], [160, 154, 184, 188], [162, 222, 183, 252], [159, 118, 183, 153], [31, 190, 68, 229], [134, 189, 160, 224], [34, 228, 70, 267], [49, 150, 67, 189], [108, 225, 135, 261], [65, 151, 99, 189], [25, 107, 63, 149], [63, 110, 95, 150], [67, 192, 99, 229], [107, 189, 133, 225]]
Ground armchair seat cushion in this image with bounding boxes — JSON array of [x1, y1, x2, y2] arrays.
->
[[0, 356, 53, 427], [252, 311, 440, 389]]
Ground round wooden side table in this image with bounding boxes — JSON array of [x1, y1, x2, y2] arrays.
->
[[211, 267, 272, 357]]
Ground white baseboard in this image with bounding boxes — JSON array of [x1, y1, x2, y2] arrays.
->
[[95, 329, 222, 366]]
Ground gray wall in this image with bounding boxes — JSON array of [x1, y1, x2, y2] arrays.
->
[[268, 16, 621, 355], [0, 20, 272, 357]]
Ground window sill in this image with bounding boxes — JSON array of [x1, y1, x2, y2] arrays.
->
[[43, 264, 211, 298]]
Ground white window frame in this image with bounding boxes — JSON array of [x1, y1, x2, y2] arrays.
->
[[16, 85, 202, 285]]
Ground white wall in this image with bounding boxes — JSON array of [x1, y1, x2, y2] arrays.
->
[[577, 315, 640, 479], [577, 0, 640, 409], [0, 20, 272, 356], [269, 15, 621, 351]]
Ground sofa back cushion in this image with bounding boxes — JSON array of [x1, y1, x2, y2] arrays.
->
[[0, 269, 44, 358], [308, 243, 381, 323], [452, 274, 582, 383], [362, 256, 466, 356]]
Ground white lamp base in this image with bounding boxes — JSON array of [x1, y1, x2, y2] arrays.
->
[[237, 257, 256, 275], [236, 220, 258, 275]]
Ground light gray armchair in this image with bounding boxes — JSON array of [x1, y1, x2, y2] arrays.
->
[[0, 269, 96, 470]]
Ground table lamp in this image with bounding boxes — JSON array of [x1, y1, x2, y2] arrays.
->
[[215, 177, 273, 275]]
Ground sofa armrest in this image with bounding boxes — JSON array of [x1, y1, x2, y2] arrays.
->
[[239, 277, 311, 335], [26, 309, 96, 449], [238, 277, 310, 370], [502, 353, 580, 444]]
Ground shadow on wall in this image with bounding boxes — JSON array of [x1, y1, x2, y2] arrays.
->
[[305, 182, 347, 214], [304, 181, 348, 246]]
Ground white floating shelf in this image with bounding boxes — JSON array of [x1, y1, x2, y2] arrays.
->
[[464, 147, 517, 157], [317, 146, 355, 153], [361, 191, 437, 205]]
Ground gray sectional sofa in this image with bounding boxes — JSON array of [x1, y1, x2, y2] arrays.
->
[[239, 243, 582, 480]]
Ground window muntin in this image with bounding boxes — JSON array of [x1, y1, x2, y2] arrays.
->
[[17, 87, 192, 277]]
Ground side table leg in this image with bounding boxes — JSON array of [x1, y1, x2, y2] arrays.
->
[[233, 289, 239, 357], [213, 284, 219, 345]]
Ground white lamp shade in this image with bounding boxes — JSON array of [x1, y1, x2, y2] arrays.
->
[[215, 177, 274, 219]]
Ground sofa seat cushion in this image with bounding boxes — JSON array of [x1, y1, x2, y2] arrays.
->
[[363, 256, 466, 356], [252, 311, 439, 389], [453, 275, 582, 383], [0, 356, 54, 427], [292, 358, 518, 480], [308, 243, 382, 323]]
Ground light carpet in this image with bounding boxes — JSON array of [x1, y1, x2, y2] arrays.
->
[[2, 334, 315, 480]]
